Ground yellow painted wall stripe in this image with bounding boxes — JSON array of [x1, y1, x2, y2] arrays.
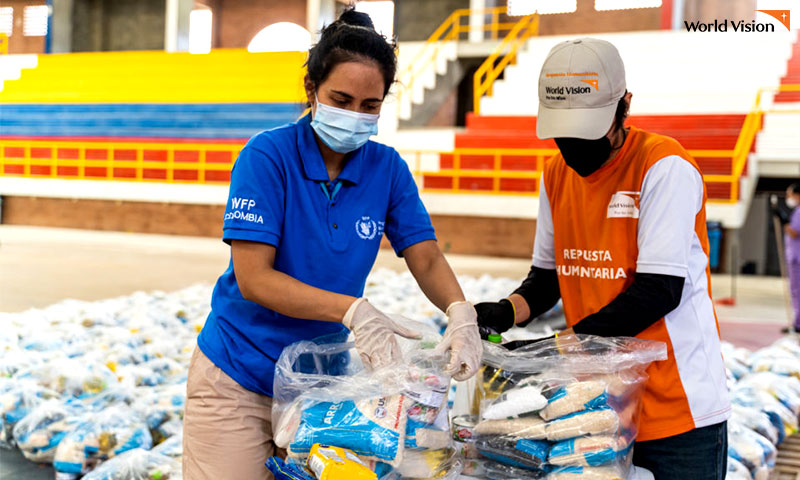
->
[[0, 49, 308, 103]]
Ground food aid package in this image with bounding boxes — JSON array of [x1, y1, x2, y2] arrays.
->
[[727, 421, 777, 475], [475, 335, 667, 476], [730, 381, 799, 442], [547, 465, 633, 480], [0, 378, 59, 448], [477, 459, 548, 479], [725, 456, 752, 480], [266, 457, 316, 480], [80, 447, 181, 480], [547, 435, 631, 467], [152, 431, 183, 461], [271, 322, 462, 476], [474, 435, 549, 470], [53, 405, 153, 479], [12, 400, 86, 463], [14, 357, 117, 398], [730, 404, 780, 445]]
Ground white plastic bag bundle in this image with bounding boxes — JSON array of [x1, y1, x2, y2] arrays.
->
[[0, 378, 59, 448], [80, 447, 181, 480], [152, 432, 183, 460], [731, 382, 799, 442], [131, 383, 186, 444], [725, 456, 751, 480], [474, 335, 667, 477], [748, 344, 800, 377], [727, 421, 777, 477], [16, 357, 117, 398], [730, 405, 779, 445], [739, 372, 800, 416], [271, 323, 460, 476], [53, 405, 153, 479], [12, 400, 86, 463]]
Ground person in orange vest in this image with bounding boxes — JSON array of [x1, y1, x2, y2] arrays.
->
[[475, 38, 730, 479]]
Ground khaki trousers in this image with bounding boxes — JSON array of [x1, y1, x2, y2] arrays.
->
[[183, 347, 285, 480]]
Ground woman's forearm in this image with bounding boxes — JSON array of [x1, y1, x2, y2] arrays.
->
[[403, 240, 465, 312], [241, 269, 355, 322], [232, 240, 355, 322]]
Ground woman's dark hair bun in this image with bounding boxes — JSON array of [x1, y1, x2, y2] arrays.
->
[[337, 8, 375, 29], [305, 6, 397, 97]]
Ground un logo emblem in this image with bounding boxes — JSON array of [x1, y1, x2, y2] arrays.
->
[[355, 216, 378, 240]]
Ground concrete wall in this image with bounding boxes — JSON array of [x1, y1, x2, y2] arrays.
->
[[71, 0, 166, 52], [210, 0, 306, 49], [536, 0, 660, 36], [393, 0, 470, 41], [738, 194, 770, 275], [683, 0, 756, 24], [3, 0, 47, 54], [0, 196, 537, 258]]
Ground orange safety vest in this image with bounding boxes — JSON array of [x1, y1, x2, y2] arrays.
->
[[541, 126, 730, 441]]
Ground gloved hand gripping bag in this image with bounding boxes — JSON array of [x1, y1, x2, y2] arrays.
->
[[272, 320, 460, 472]]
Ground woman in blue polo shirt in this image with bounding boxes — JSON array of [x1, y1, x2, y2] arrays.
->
[[182, 9, 481, 480]]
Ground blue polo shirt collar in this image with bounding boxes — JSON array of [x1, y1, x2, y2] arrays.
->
[[297, 114, 364, 185]]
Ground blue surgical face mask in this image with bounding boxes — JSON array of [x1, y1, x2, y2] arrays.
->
[[310, 95, 380, 153]]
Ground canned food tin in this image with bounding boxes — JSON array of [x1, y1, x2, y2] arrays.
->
[[452, 414, 478, 442]]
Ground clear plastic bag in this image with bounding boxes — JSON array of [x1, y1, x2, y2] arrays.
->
[[152, 431, 183, 460], [730, 405, 779, 445], [80, 447, 181, 480], [474, 335, 667, 476], [727, 421, 777, 474], [132, 383, 186, 444], [53, 405, 153, 479], [479, 459, 548, 479], [547, 464, 632, 480], [272, 324, 457, 474], [474, 435, 549, 470], [720, 342, 751, 381], [748, 345, 800, 377], [15, 358, 117, 398], [725, 456, 751, 480], [266, 456, 315, 480], [12, 400, 86, 463], [739, 372, 800, 416], [731, 382, 799, 442], [0, 379, 59, 448], [547, 435, 631, 467]]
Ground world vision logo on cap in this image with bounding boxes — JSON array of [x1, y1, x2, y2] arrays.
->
[[543, 72, 599, 98], [684, 9, 790, 32]]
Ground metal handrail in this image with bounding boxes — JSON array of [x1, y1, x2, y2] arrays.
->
[[473, 14, 539, 115], [4, 87, 798, 200], [0, 139, 242, 183], [395, 6, 513, 114], [402, 146, 740, 201]]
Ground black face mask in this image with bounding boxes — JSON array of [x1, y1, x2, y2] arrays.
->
[[554, 136, 612, 177]]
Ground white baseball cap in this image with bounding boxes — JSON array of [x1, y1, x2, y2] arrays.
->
[[536, 38, 626, 140]]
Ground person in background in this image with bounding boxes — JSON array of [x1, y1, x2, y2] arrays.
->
[[182, 9, 481, 480], [782, 183, 800, 333], [474, 38, 730, 479]]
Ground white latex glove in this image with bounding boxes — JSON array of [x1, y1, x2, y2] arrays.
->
[[342, 298, 421, 370], [435, 301, 482, 381]]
